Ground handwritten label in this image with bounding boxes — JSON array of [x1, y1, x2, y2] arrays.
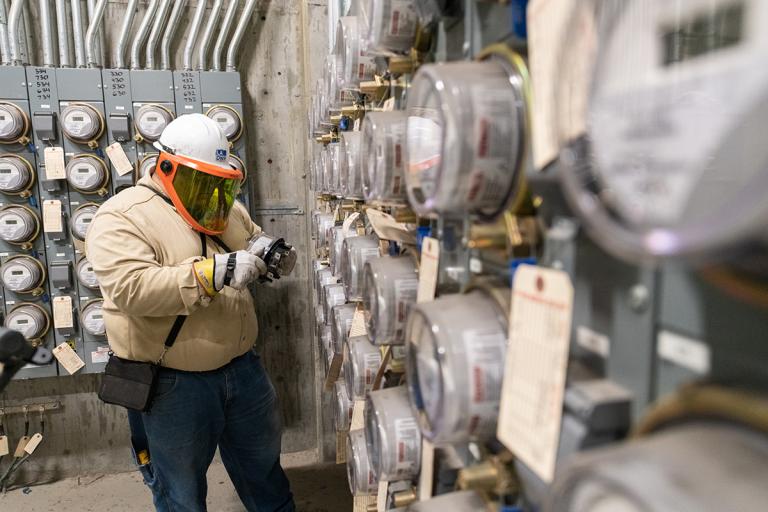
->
[[105, 142, 134, 176], [43, 199, 63, 233], [44, 147, 66, 180], [417, 237, 439, 303], [53, 342, 85, 375], [52, 296, 74, 329]]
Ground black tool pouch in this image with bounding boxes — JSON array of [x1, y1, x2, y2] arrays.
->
[[98, 356, 160, 412]]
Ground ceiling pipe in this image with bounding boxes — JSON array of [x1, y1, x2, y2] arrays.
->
[[196, 0, 222, 71], [39, 0, 57, 67], [225, 0, 256, 72], [54, 0, 72, 67], [182, 0, 206, 71], [211, 0, 238, 72], [114, 0, 138, 69], [20, 0, 32, 64], [70, 0, 86, 67], [0, 0, 10, 65], [130, 0, 159, 69], [7, 0, 23, 65], [160, 0, 187, 71], [144, 0, 171, 70], [84, 0, 107, 67]]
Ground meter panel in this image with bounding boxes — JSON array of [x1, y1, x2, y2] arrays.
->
[[131, 70, 176, 170], [102, 68, 138, 192]]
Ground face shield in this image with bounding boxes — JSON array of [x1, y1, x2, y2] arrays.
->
[[154, 152, 243, 235]]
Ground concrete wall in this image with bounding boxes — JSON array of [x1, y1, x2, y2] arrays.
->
[[0, 0, 328, 484]]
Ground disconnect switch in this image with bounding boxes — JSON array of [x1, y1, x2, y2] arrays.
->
[[51, 261, 74, 290], [109, 113, 132, 143], [32, 111, 58, 142]]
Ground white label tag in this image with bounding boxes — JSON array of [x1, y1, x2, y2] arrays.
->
[[0, 435, 8, 456], [376, 481, 389, 512], [393, 417, 420, 475], [393, 278, 418, 340], [52, 296, 74, 329], [382, 97, 396, 111], [576, 325, 611, 358], [350, 399, 366, 431], [349, 307, 367, 338], [497, 265, 574, 483], [365, 208, 416, 244], [43, 147, 66, 180], [105, 142, 134, 176], [418, 440, 435, 500], [464, 328, 506, 437], [23, 433, 43, 454], [342, 211, 360, 235], [417, 237, 439, 303], [91, 346, 111, 364], [43, 199, 64, 233], [657, 330, 710, 375], [14, 436, 30, 457], [53, 342, 85, 375]]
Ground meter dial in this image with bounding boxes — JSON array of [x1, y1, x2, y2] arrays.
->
[[138, 153, 158, 179], [205, 105, 243, 142], [81, 300, 106, 337], [70, 203, 99, 242], [76, 257, 100, 290], [0, 205, 39, 245], [61, 103, 104, 144], [135, 104, 174, 142], [557, 0, 768, 261], [1, 255, 46, 293], [66, 155, 109, 194], [5, 303, 50, 342], [0, 155, 35, 195], [0, 103, 29, 143]]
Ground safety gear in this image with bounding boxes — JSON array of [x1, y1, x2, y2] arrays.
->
[[152, 114, 243, 235], [247, 233, 298, 282], [193, 251, 267, 296]]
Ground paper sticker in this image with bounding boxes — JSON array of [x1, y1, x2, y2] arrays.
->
[[382, 97, 396, 112], [657, 330, 710, 375], [43, 147, 66, 180], [336, 431, 347, 464], [0, 436, 8, 456], [23, 433, 43, 454], [364, 353, 381, 386], [394, 417, 420, 475], [577, 325, 610, 358], [351, 399, 366, 431], [350, 307, 367, 338], [53, 342, 85, 375], [497, 265, 574, 483], [393, 278, 418, 340], [43, 199, 64, 233], [464, 329, 506, 437], [14, 436, 30, 457], [105, 142, 134, 176], [52, 296, 74, 329], [376, 481, 389, 512], [91, 346, 111, 364], [418, 439, 435, 500], [417, 237, 439, 303]]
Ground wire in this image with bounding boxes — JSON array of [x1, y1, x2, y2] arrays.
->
[[0, 408, 44, 493]]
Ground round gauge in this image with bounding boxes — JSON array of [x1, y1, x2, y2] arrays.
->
[[364, 0, 422, 55], [135, 104, 174, 142], [70, 203, 99, 241], [347, 429, 378, 496], [0, 155, 34, 194], [5, 303, 50, 341], [340, 234, 380, 302], [0, 206, 38, 244], [206, 105, 243, 142], [61, 103, 103, 143], [556, 0, 768, 261], [138, 153, 158, 179], [363, 255, 418, 345], [336, 16, 375, 90], [81, 300, 106, 337], [364, 386, 421, 481], [66, 155, 109, 193], [362, 111, 408, 202], [341, 131, 364, 199], [0, 103, 29, 142], [1, 256, 45, 293], [76, 257, 100, 290]]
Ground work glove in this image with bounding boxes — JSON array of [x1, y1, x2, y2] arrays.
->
[[247, 234, 298, 280], [193, 251, 267, 297]]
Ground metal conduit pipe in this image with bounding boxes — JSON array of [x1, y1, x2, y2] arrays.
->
[[225, 0, 256, 72], [196, 0, 222, 71], [144, 0, 171, 70], [182, 0, 206, 71], [160, 0, 187, 71], [211, 0, 238, 72], [70, 0, 86, 67], [0, 0, 10, 65], [84, 0, 106, 67], [129, 0, 159, 69], [39, 0, 57, 67], [114, 0, 138, 69], [54, 0, 72, 67], [20, 0, 32, 65], [7, 0, 22, 65], [86, 0, 105, 68]]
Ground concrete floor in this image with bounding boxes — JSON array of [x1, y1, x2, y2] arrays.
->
[[0, 459, 353, 511]]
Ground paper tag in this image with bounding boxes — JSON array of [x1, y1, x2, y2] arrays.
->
[[365, 208, 417, 244], [350, 399, 366, 430], [376, 481, 389, 512], [53, 342, 85, 375], [417, 237, 439, 303], [105, 142, 134, 176], [418, 440, 435, 500], [91, 346, 111, 364], [343, 211, 360, 235], [350, 307, 367, 338], [14, 436, 30, 457], [43, 147, 66, 180], [657, 330, 710, 375], [324, 354, 344, 391], [52, 296, 74, 329], [43, 199, 64, 233], [336, 431, 347, 464], [497, 265, 574, 483], [23, 433, 43, 454], [0, 435, 8, 456], [382, 97, 396, 111], [353, 495, 377, 512]]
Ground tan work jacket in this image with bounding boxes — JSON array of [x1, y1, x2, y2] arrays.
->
[[85, 174, 262, 371]]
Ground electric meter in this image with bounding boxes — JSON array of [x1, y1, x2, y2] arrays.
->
[[344, 334, 382, 400], [61, 103, 104, 144], [65, 155, 109, 194], [135, 104, 174, 142], [347, 429, 378, 496], [138, 154, 158, 179], [70, 203, 99, 242], [5, 303, 50, 341], [326, 55, 356, 111], [81, 299, 106, 337], [406, 58, 529, 219], [550, 424, 768, 512], [335, 16, 376, 90], [365, 385, 421, 481], [0, 205, 39, 245], [341, 131, 364, 199], [0, 155, 35, 195], [228, 154, 247, 183], [406, 287, 509, 444], [0, 103, 29, 142], [206, 105, 243, 142], [556, 0, 768, 261], [362, 112, 407, 202], [1, 255, 45, 294], [334, 380, 354, 431], [331, 302, 357, 355], [320, 324, 333, 360], [330, 225, 356, 275], [323, 283, 347, 326], [316, 266, 340, 299], [313, 212, 335, 251], [76, 257, 100, 291], [363, 255, 418, 345], [341, 234, 380, 302]]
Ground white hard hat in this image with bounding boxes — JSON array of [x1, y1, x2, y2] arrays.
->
[[153, 113, 230, 167]]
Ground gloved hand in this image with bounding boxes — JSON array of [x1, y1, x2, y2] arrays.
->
[[193, 251, 267, 297], [247, 234, 298, 281]]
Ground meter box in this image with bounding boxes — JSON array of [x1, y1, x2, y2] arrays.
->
[[130, 70, 176, 180], [102, 68, 138, 192]]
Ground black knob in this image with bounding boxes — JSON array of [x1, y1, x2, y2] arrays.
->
[[160, 160, 173, 174]]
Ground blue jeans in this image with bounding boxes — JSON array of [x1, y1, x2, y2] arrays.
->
[[128, 351, 295, 512]]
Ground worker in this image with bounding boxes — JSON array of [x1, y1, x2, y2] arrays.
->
[[85, 113, 295, 512]]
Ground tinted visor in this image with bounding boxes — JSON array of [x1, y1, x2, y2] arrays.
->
[[172, 163, 242, 233]]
